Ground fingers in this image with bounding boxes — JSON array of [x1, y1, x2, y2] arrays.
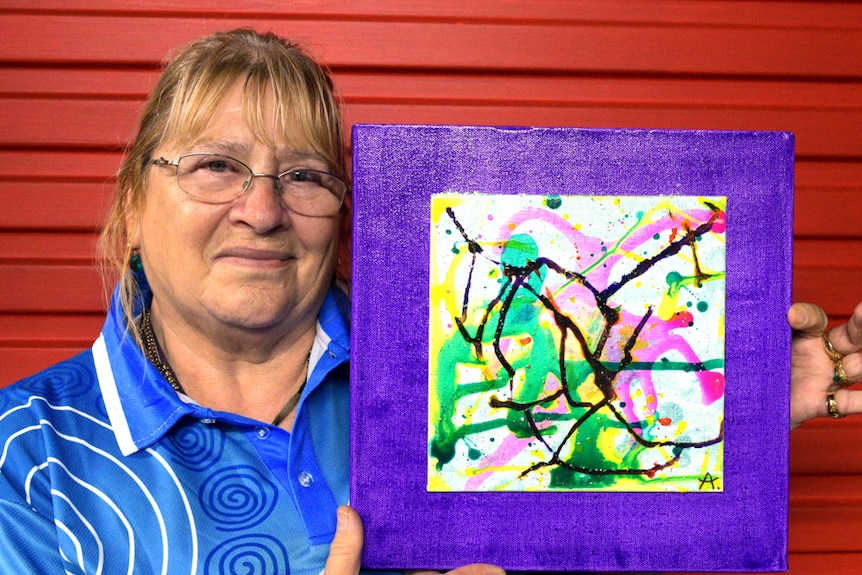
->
[[847, 301, 862, 346], [323, 506, 364, 575], [410, 564, 506, 575], [789, 301, 862, 427], [826, 322, 862, 359], [446, 565, 506, 575], [838, 352, 862, 383], [788, 302, 828, 337], [826, 388, 862, 419]]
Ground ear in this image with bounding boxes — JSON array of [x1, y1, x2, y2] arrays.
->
[[125, 196, 143, 250]]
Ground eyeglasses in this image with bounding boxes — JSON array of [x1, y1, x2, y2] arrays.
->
[[150, 152, 347, 217]]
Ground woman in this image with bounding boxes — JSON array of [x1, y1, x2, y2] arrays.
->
[[0, 27, 857, 574], [0, 28, 495, 575]]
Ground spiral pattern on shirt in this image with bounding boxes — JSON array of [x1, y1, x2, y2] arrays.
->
[[204, 534, 289, 574], [199, 465, 277, 530], [163, 421, 225, 471], [16, 356, 95, 402]]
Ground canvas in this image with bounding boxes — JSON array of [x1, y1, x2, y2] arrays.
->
[[351, 124, 792, 572], [428, 193, 726, 493]]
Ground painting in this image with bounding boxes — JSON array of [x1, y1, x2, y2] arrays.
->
[[428, 194, 726, 492], [350, 124, 792, 572]]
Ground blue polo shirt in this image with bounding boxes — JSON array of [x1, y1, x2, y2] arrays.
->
[[0, 277, 351, 574]]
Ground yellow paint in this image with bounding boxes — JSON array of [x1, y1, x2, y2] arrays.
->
[[427, 474, 451, 491], [595, 428, 626, 464]]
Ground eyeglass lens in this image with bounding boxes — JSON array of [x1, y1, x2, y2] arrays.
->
[[174, 153, 345, 215]]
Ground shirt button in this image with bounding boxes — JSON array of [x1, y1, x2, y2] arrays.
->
[[298, 471, 314, 487], [255, 426, 270, 440]]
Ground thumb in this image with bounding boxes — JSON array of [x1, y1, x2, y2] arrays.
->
[[323, 506, 364, 575], [788, 302, 827, 337]]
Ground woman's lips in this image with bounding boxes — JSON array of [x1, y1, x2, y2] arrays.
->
[[216, 247, 294, 267]]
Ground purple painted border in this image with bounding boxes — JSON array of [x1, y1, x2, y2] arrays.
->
[[350, 125, 793, 572]]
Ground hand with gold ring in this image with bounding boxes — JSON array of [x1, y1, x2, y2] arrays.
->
[[788, 301, 862, 429]]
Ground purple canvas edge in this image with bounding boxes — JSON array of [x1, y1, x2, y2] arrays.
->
[[349, 124, 793, 572]]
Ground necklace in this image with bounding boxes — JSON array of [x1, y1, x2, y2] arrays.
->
[[139, 306, 308, 427], [140, 305, 182, 392]]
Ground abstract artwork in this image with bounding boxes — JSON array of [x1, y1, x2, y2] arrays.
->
[[350, 124, 792, 572], [428, 194, 726, 492]]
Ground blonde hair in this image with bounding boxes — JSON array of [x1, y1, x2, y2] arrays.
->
[[98, 29, 349, 330]]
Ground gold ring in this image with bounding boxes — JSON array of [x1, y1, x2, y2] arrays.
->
[[833, 360, 852, 387], [822, 332, 844, 362], [826, 392, 845, 419]]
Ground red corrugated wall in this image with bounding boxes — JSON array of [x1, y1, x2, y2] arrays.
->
[[0, 1, 860, 572]]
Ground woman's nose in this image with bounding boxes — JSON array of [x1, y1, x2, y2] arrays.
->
[[229, 173, 287, 231]]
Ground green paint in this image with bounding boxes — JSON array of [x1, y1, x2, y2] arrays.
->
[[666, 269, 726, 297], [431, 234, 562, 469], [500, 234, 538, 268], [579, 209, 650, 275], [550, 412, 616, 488]]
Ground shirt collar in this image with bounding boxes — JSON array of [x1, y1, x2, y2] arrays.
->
[[94, 272, 351, 456]]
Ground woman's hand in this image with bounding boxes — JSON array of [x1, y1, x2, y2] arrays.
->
[[324, 506, 505, 575], [409, 566, 505, 575], [789, 301, 862, 429], [323, 506, 365, 575]]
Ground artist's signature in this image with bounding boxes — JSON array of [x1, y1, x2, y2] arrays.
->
[[698, 472, 720, 490]]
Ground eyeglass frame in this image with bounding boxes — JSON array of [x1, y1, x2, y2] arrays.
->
[[149, 152, 348, 215]]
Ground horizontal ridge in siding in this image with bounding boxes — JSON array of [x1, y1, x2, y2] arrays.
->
[[790, 503, 862, 553], [793, 269, 862, 319], [3, 0, 862, 28], [0, 182, 111, 230], [3, 0, 862, 30], [2, 98, 861, 158], [5, 69, 862, 110], [786, 553, 862, 574], [0, 265, 102, 312], [791, 420, 862, 475], [0, 313, 105, 343], [0, 150, 121, 180], [0, 231, 97, 262], [0, 15, 860, 78]]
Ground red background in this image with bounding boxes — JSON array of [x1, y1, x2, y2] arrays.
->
[[0, 2, 860, 571]]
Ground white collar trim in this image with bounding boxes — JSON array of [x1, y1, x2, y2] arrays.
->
[[93, 334, 138, 456]]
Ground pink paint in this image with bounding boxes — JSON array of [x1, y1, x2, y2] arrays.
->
[[697, 371, 725, 406], [668, 310, 694, 328], [613, 307, 725, 415], [464, 434, 533, 490], [710, 210, 727, 234]]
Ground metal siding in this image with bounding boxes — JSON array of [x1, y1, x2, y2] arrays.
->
[[0, 2, 859, 571]]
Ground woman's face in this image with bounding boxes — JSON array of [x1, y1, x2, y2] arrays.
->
[[130, 80, 341, 338]]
